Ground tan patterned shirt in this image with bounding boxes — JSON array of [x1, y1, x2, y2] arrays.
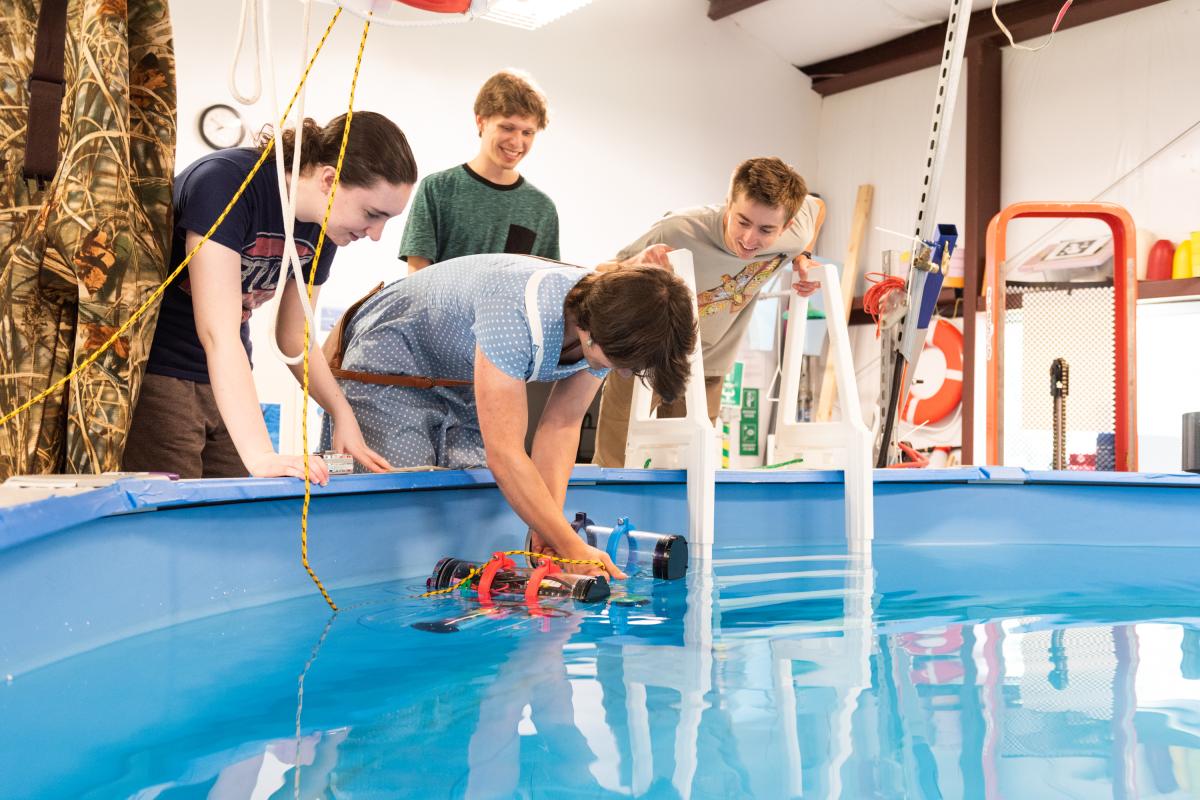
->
[[616, 197, 819, 376]]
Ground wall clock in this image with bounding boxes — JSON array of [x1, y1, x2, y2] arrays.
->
[[198, 104, 246, 150]]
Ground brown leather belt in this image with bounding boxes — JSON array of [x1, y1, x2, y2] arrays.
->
[[323, 283, 472, 389], [329, 368, 471, 389]]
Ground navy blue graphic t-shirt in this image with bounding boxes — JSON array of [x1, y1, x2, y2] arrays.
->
[[147, 148, 337, 383]]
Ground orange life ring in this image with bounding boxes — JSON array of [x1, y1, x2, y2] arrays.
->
[[900, 317, 964, 426]]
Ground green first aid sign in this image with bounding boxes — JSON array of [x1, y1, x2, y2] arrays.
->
[[742, 388, 759, 414], [739, 388, 759, 456], [720, 362, 743, 408]]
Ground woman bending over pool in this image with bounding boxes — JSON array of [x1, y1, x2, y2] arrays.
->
[[123, 112, 416, 483], [322, 249, 696, 577]]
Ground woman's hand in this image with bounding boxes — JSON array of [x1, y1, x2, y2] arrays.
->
[[331, 409, 392, 473], [244, 451, 330, 485]]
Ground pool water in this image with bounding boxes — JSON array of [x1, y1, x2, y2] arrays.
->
[[5, 542, 1200, 799]]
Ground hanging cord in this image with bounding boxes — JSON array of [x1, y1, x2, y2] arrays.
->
[[230, 0, 327, 369], [264, 0, 323, 368], [993, 0, 1073, 52], [0, 9, 343, 432], [229, 0, 263, 104], [1002, 114, 1200, 272], [299, 15, 373, 614], [866, 225, 923, 335], [875, 224, 926, 251], [862, 273, 907, 338], [888, 441, 931, 469], [417, 550, 606, 599]]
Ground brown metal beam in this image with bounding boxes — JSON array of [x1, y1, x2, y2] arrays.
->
[[799, 0, 1170, 96], [708, 0, 771, 21], [961, 38, 1002, 465]]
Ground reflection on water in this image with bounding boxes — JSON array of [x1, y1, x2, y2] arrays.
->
[[6, 544, 1200, 799]]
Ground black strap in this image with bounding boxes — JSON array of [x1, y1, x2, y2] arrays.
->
[[23, 0, 69, 185]]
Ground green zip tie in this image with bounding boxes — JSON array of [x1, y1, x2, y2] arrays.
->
[[758, 457, 805, 470]]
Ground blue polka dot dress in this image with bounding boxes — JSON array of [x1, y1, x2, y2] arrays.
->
[[321, 254, 607, 469]]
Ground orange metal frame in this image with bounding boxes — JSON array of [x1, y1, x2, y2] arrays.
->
[[984, 202, 1138, 470]]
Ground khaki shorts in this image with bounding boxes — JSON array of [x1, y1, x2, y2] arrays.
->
[[592, 371, 723, 468], [122, 373, 248, 479]]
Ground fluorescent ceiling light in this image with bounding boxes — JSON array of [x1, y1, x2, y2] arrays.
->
[[477, 0, 593, 30]]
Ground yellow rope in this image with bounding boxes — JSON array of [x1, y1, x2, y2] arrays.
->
[[417, 550, 607, 598], [419, 567, 484, 599], [299, 16, 372, 613], [0, 8, 343, 430], [0, 6, 591, 615]]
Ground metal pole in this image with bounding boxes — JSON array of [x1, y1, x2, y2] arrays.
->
[[875, 0, 972, 466]]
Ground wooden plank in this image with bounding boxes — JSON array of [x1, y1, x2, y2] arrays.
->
[[801, 26, 969, 97], [708, 0, 771, 21], [1138, 277, 1200, 302], [799, 0, 1170, 96], [961, 39, 1002, 465], [816, 185, 873, 422]]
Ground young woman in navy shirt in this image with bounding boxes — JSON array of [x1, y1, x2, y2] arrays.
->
[[123, 112, 416, 482]]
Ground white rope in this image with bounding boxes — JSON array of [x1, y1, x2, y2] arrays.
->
[[229, 0, 263, 104], [264, 0, 321, 366], [875, 225, 927, 251], [992, 0, 1072, 53], [1001, 114, 1200, 273], [258, 1, 480, 369]]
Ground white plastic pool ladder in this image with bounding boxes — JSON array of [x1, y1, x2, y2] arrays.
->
[[766, 262, 875, 550], [623, 253, 874, 552], [622, 249, 720, 551]]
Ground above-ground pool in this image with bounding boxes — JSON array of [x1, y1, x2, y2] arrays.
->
[[3, 467, 1199, 798]]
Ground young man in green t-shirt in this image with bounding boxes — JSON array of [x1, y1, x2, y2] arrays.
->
[[400, 70, 559, 270], [593, 157, 825, 468]]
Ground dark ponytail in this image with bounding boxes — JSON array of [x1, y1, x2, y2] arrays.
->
[[257, 111, 418, 188]]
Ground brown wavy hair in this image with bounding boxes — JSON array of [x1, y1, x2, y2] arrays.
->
[[729, 157, 808, 220], [566, 266, 697, 402], [258, 111, 417, 187], [474, 69, 549, 130]]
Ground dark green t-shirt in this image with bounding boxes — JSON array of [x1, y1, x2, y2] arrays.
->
[[398, 163, 560, 264]]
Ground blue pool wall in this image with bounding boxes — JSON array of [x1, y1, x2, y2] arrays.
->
[[2, 466, 1199, 678]]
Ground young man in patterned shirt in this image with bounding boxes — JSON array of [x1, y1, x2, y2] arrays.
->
[[593, 157, 825, 468]]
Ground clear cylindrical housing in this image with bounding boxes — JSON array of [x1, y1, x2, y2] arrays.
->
[[572, 514, 689, 580]]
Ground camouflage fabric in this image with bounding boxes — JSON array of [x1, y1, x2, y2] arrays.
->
[[0, 0, 176, 478]]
